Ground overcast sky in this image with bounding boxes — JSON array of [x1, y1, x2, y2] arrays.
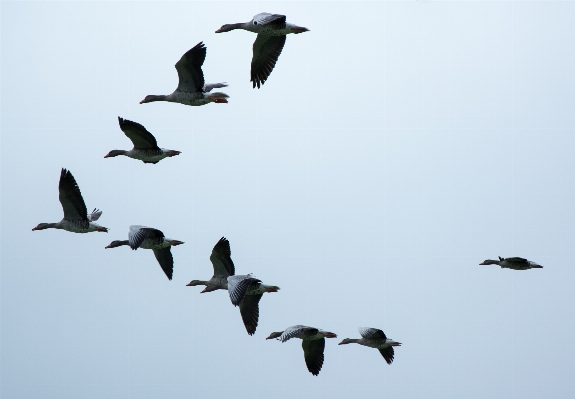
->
[[2, 1, 575, 398]]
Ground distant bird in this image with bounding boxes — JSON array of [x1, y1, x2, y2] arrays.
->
[[187, 237, 235, 292], [338, 327, 402, 365], [140, 42, 229, 106], [266, 325, 337, 376], [215, 13, 309, 88], [105, 225, 184, 280], [104, 117, 181, 164], [32, 168, 108, 233], [227, 274, 280, 335], [480, 256, 543, 270]]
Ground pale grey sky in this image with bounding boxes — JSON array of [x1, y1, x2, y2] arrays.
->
[[2, 1, 575, 398]]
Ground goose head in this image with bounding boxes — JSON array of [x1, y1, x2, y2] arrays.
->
[[479, 259, 500, 265], [104, 150, 126, 158], [32, 223, 57, 231], [105, 240, 129, 249], [140, 95, 167, 104], [215, 23, 245, 33], [266, 331, 284, 340]]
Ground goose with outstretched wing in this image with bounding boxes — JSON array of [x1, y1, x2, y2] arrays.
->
[[105, 225, 184, 280], [480, 256, 543, 270], [186, 237, 235, 292], [32, 168, 108, 233], [227, 274, 279, 335], [140, 42, 228, 106], [339, 327, 402, 365], [216, 13, 309, 88], [104, 117, 181, 164], [266, 325, 337, 376]]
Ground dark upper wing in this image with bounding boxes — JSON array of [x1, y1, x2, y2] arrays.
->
[[153, 247, 174, 280], [210, 237, 235, 277], [253, 13, 286, 28], [239, 294, 263, 335], [128, 225, 165, 250], [227, 275, 261, 306], [302, 338, 325, 376], [58, 168, 88, 220], [280, 325, 317, 343], [359, 327, 387, 341], [505, 257, 528, 263], [175, 42, 206, 92], [378, 346, 395, 365], [118, 117, 158, 149], [251, 34, 286, 88]]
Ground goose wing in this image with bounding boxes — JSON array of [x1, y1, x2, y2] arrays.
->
[[118, 117, 159, 149], [505, 257, 528, 263], [359, 327, 388, 341], [128, 225, 165, 250], [58, 168, 88, 221], [251, 34, 286, 88], [153, 247, 174, 280], [239, 294, 262, 335], [88, 208, 102, 221], [378, 346, 395, 365], [227, 275, 261, 306], [280, 325, 317, 343], [252, 13, 286, 28], [175, 42, 206, 93], [302, 338, 325, 376], [210, 237, 235, 277]]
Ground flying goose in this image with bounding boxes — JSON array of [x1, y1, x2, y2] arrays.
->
[[32, 168, 108, 233], [140, 42, 229, 106], [215, 13, 309, 88], [104, 117, 181, 164], [227, 274, 280, 335], [105, 225, 184, 280], [266, 325, 337, 376], [479, 256, 543, 270], [187, 237, 235, 292], [338, 327, 402, 365]]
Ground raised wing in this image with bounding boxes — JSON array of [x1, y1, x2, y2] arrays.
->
[[239, 294, 262, 335], [58, 168, 88, 221], [175, 42, 206, 93], [378, 346, 395, 365], [118, 117, 158, 149], [280, 325, 317, 343], [251, 34, 286, 88], [252, 13, 286, 28], [153, 247, 174, 280], [359, 327, 387, 341], [302, 338, 325, 376], [227, 275, 261, 306], [505, 257, 528, 263], [128, 225, 165, 250], [210, 237, 235, 277], [88, 208, 102, 221]]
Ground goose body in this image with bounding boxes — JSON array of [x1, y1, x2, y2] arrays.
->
[[339, 327, 402, 365], [266, 325, 337, 375], [32, 169, 108, 234], [105, 117, 181, 164], [187, 237, 235, 292], [140, 42, 229, 107], [227, 274, 280, 335], [215, 13, 309, 88], [105, 225, 184, 280], [480, 256, 543, 270]]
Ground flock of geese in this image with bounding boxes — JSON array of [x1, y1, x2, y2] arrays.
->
[[31, 12, 544, 377]]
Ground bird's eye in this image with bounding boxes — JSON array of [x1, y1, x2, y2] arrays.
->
[[253, 21, 258, 25]]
